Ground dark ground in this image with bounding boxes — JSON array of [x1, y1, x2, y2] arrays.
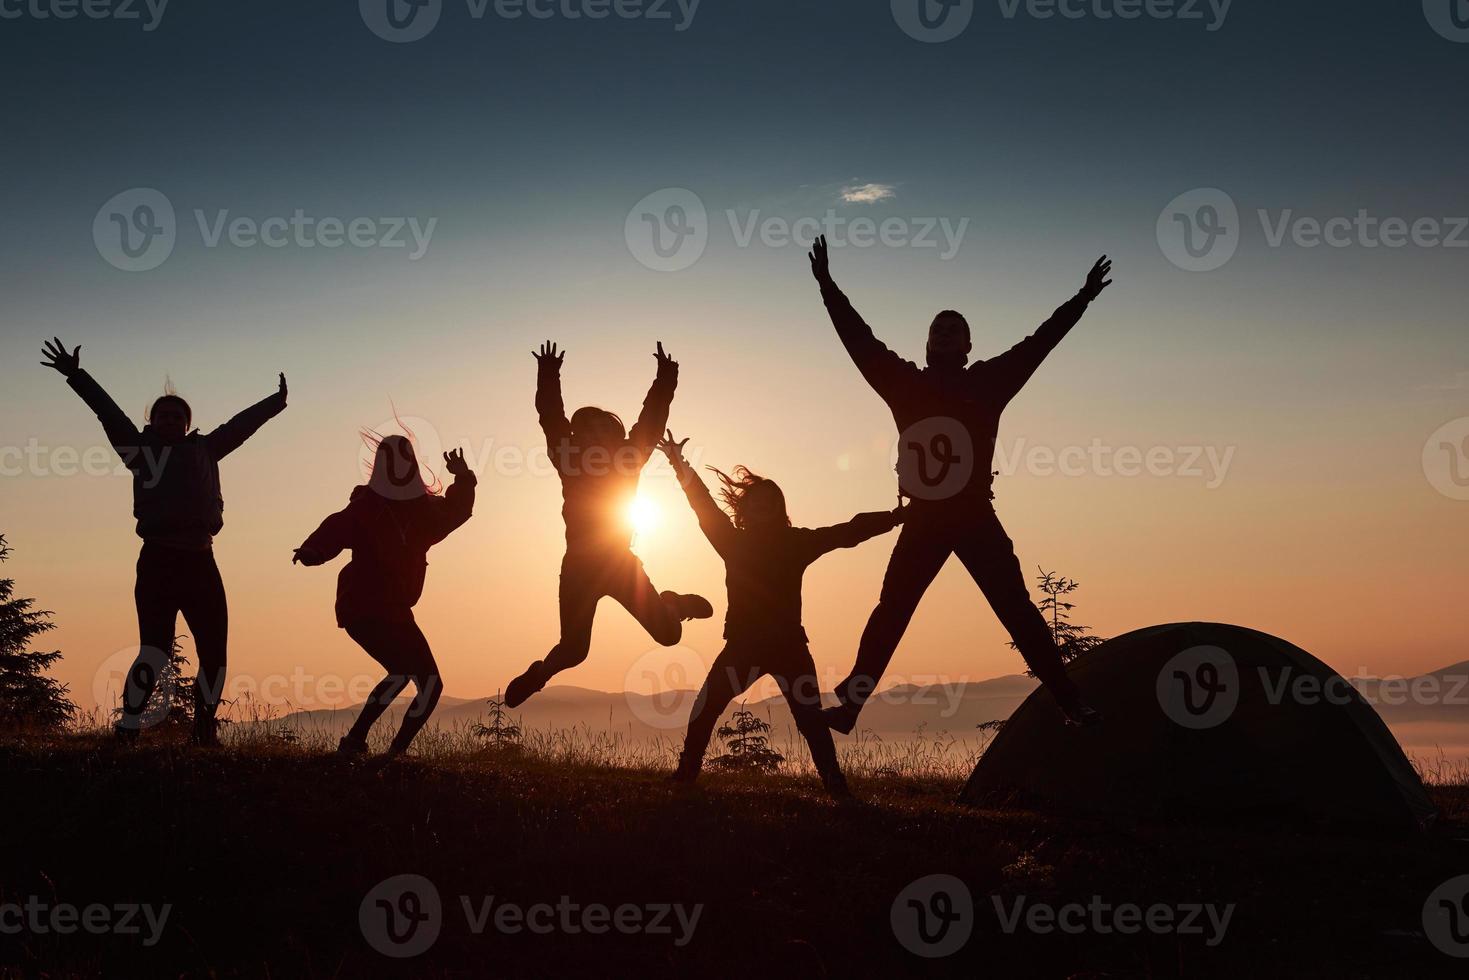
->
[[1, 737, 1465, 978]]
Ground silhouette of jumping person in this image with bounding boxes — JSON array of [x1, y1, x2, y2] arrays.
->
[[807, 237, 1113, 732], [659, 430, 903, 799], [504, 342, 713, 708], [293, 435, 476, 757], [40, 337, 288, 745]]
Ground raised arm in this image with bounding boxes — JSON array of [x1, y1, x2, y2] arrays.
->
[[658, 430, 736, 556], [204, 373, 288, 460], [802, 504, 905, 562], [41, 338, 144, 467], [985, 256, 1112, 403], [424, 449, 478, 544], [628, 343, 678, 461], [533, 341, 572, 459], [808, 235, 917, 405]]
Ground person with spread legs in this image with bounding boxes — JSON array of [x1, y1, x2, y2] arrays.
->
[[658, 430, 903, 800], [504, 341, 712, 708], [41, 337, 288, 745], [806, 237, 1113, 733], [293, 435, 476, 758]]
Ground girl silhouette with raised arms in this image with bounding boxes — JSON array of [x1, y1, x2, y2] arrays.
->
[[293, 434, 476, 757], [504, 341, 713, 708], [658, 429, 904, 799]]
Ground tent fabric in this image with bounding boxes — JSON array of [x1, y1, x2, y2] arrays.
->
[[960, 622, 1437, 832]]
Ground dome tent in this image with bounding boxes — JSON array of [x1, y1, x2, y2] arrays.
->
[[961, 622, 1436, 832]]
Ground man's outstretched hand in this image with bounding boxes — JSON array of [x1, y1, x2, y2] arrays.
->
[[653, 341, 677, 375], [808, 234, 833, 286], [40, 337, 81, 378], [278, 372, 288, 402], [533, 341, 564, 370], [657, 428, 690, 466], [1082, 256, 1113, 300]]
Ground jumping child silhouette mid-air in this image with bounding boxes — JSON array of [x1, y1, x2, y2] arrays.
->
[[658, 429, 903, 799], [807, 236, 1113, 733], [41, 337, 288, 744], [293, 435, 476, 757], [504, 341, 712, 708]]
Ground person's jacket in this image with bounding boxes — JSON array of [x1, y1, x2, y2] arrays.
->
[[819, 280, 1094, 508], [68, 370, 286, 549], [671, 457, 899, 643], [536, 358, 675, 552], [298, 471, 476, 626]]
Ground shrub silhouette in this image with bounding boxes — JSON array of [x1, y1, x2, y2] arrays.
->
[[0, 534, 76, 732], [708, 704, 784, 774], [473, 693, 523, 753], [1009, 567, 1106, 671]]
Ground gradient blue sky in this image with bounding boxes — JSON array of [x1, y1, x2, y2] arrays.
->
[[3, 2, 1467, 709]]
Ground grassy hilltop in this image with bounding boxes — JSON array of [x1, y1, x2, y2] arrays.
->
[[1, 731, 1467, 978]]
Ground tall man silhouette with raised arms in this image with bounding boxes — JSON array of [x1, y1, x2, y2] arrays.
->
[[808, 236, 1112, 732]]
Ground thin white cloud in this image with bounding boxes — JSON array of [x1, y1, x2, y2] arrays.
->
[[840, 182, 896, 205]]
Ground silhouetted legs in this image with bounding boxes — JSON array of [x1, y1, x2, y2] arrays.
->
[[342, 619, 442, 755], [831, 508, 1081, 730], [953, 524, 1079, 706], [126, 543, 228, 743], [677, 641, 849, 797], [833, 518, 952, 714], [510, 549, 691, 707]]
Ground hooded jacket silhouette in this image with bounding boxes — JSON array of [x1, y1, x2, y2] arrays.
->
[[298, 463, 476, 626], [537, 353, 674, 551], [678, 467, 901, 643], [819, 282, 1091, 508], [67, 369, 286, 548]]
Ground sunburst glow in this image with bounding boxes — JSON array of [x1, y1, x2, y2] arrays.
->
[[628, 495, 660, 537]]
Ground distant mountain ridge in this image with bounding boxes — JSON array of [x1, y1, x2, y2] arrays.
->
[[254, 674, 1042, 743], [254, 663, 1469, 759]]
